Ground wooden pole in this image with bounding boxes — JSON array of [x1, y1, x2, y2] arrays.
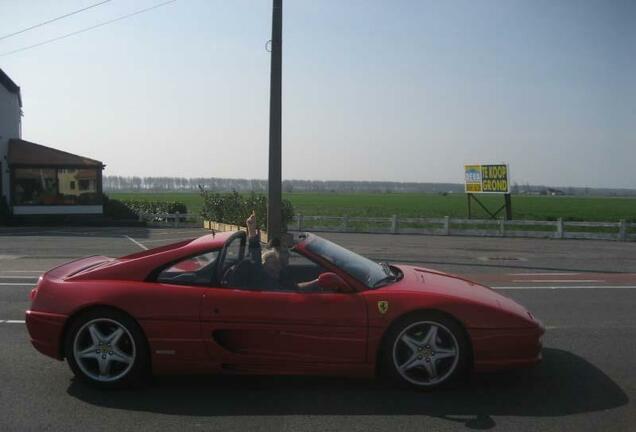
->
[[267, 0, 283, 244]]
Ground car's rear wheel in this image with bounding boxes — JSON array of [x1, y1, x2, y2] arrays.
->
[[384, 312, 469, 390], [65, 308, 149, 389]]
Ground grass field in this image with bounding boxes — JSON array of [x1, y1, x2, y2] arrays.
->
[[109, 192, 636, 222]]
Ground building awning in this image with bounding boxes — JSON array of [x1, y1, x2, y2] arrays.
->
[[7, 139, 104, 168]]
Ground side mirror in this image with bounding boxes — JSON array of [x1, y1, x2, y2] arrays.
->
[[317, 272, 351, 292]]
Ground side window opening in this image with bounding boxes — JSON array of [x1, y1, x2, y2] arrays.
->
[[157, 250, 220, 286], [219, 235, 245, 278], [222, 248, 327, 292], [283, 250, 327, 287]]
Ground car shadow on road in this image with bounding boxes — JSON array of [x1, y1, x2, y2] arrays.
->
[[67, 348, 628, 430]]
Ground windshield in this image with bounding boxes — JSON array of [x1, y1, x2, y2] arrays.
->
[[304, 235, 390, 288]]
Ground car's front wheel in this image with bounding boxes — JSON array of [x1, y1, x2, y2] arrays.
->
[[384, 312, 469, 390], [65, 308, 148, 389]]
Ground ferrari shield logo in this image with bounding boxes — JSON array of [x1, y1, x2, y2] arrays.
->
[[377, 300, 389, 314]]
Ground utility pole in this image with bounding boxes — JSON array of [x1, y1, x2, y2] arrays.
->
[[267, 0, 283, 244]]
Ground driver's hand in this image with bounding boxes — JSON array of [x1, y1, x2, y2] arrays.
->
[[246, 210, 257, 237]]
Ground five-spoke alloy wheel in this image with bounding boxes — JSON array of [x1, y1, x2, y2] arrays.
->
[[384, 313, 469, 390], [65, 308, 148, 389]]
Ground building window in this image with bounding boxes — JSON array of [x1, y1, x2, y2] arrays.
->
[[13, 168, 100, 205], [13, 168, 57, 205]]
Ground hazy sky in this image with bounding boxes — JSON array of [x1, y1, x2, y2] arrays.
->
[[1, 0, 634, 188]]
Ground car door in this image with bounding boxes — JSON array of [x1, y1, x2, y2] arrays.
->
[[201, 287, 368, 370], [141, 249, 221, 368]]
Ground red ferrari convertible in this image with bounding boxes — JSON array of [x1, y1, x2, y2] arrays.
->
[[26, 231, 543, 390]]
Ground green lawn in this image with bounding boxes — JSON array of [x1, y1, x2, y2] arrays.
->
[[108, 192, 636, 222]]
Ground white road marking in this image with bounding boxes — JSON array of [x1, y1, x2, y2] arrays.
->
[[38, 230, 93, 236], [0, 230, 91, 237], [0, 276, 39, 279], [0, 228, 135, 237], [494, 285, 636, 290], [154, 229, 206, 236], [124, 235, 148, 250], [510, 272, 579, 276], [0, 230, 55, 236], [511, 279, 605, 283], [142, 237, 194, 244], [0, 270, 45, 273], [5, 320, 25, 324], [0, 282, 34, 286]]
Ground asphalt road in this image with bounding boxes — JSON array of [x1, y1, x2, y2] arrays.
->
[[0, 226, 634, 431]]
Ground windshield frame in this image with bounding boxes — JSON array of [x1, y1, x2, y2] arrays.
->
[[299, 234, 392, 289]]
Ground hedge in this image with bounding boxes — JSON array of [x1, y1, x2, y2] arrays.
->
[[118, 199, 187, 216], [0, 196, 10, 225], [102, 195, 138, 220], [101, 195, 188, 220], [199, 189, 294, 231]]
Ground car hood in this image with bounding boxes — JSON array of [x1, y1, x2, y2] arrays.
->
[[391, 265, 531, 316]]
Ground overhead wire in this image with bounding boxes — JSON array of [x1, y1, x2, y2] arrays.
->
[[0, 0, 177, 57], [0, 0, 113, 42]]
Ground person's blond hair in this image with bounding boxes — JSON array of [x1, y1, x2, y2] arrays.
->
[[262, 248, 281, 278]]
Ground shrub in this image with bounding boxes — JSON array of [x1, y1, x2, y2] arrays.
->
[[0, 196, 10, 225], [118, 200, 187, 216], [199, 188, 294, 231], [102, 195, 138, 220]]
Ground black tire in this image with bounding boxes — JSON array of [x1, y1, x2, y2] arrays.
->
[[64, 308, 150, 389], [382, 311, 469, 390]]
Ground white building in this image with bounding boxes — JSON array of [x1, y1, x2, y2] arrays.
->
[[0, 69, 104, 216], [0, 68, 22, 202]]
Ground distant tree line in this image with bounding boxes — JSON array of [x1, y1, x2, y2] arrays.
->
[[104, 176, 465, 193], [103, 176, 636, 197]]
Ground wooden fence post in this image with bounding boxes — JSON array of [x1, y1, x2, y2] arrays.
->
[[556, 218, 564, 239], [175, 212, 180, 228], [619, 219, 627, 241], [391, 215, 399, 234], [443, 216, 450, 236], [297, 214, 303, 232]]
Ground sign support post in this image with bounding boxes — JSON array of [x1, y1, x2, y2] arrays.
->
[[466, 193, 513, 220], [505, 193, 512, 220]]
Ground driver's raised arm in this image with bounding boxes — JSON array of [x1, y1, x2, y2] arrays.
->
[[246, 211, 263, 267]]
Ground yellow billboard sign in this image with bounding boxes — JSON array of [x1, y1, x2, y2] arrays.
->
[[464, 164, 509, 193]]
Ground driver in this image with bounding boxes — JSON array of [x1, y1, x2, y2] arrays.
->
[[234, 211, 319, 291]]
